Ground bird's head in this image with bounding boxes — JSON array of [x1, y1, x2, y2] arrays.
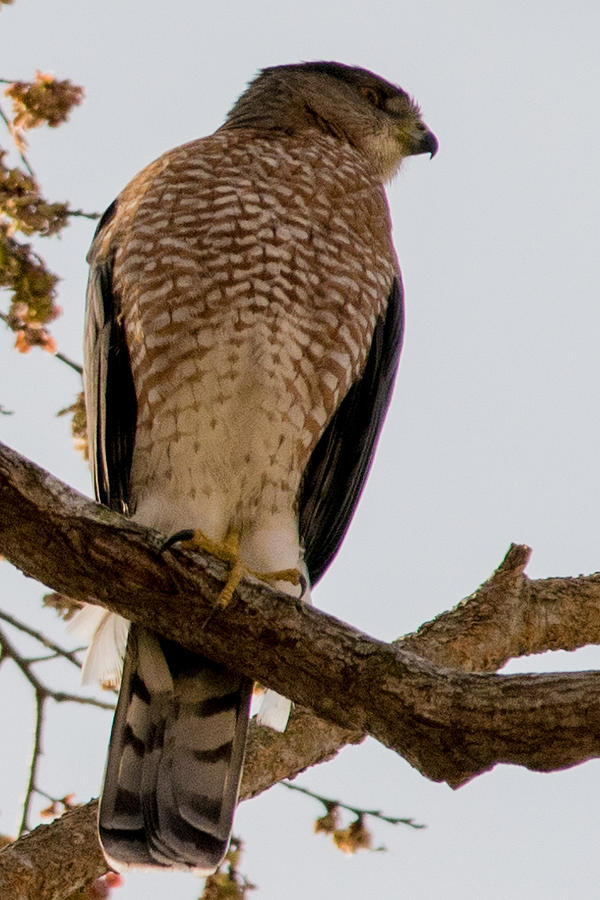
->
[[224, 60, 437, 180]]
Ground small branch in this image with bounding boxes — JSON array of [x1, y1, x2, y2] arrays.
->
[[19, 687, 43, 835], [65, 208, 99, 222], [0, 621, 46, 694], [51, 349, 83, 376], [396, 543, 600, 672], [0, 614, 114, 838], [50, 691, 114, 711], [0, 608, 82, 668], [25, 651, 71, 664], [33, 787, 70, 804], [0, 310, 83, 375], [0, 101, 35, 178], [0, 92, 98, 223], [280, 780, 424, 829], [0, 624, 47, 835]]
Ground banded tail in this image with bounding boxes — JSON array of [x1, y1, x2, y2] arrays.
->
[[99, 624, 253, 874]]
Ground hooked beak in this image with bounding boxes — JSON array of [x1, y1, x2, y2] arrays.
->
[[416, 128, 438, 159]]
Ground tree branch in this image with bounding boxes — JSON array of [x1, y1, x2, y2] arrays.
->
[[2, 438, 600, 782], [396, 542, 600, 670], [2, 437, 600, 895]]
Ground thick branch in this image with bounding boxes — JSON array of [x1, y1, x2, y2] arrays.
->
[[2, 439, 600, 785], [397, 543, 600, 670], [3, 440, 600, 896], [0, 801, 105, 900]]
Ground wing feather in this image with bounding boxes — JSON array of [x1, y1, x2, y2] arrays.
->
[[299, 277, 404, 584], [84, 203, 137, 513]]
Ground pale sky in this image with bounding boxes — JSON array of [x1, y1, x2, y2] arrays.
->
[[1, 2, 600, 898]]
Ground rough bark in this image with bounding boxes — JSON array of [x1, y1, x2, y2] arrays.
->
[[396, 542, 600, 670], [0, 801, 104, 900], [2, 439, 600, 897]]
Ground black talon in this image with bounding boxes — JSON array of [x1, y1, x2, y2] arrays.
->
[[161, 528, 195, 551]]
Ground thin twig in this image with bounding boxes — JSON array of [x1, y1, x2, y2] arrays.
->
[[0, 92, 99, 222], [31, 786, 59, 803], [53, 349, 83, 376], [30, 786, 77, 813], [0, 623, 47, 695], [0, 608, 82, 667], [19, 688, 43, 835], [0, 310, 83, 375], [66, 208, 100, 221], [26, 651, 70, 664], [0, 619, 114, 835], [0, 625, 46, 834], [51, 691, 114, 710], [280, 780, 425, 829], [0, 101, 36, 179]]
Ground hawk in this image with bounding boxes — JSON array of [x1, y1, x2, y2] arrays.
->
[[80, 61, 436, 875]]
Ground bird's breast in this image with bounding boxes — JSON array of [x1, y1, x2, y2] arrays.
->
[[111, 132, 397, 539]]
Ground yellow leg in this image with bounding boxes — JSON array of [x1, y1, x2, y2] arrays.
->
[[180, 528, 239, 565], [180, 527, 242, 606], [251, 567, 301, 589], [177, 527, 301, 606], [217, 557, 246, 608]]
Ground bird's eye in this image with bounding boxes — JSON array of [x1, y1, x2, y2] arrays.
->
[[359, 85, 383, 108]]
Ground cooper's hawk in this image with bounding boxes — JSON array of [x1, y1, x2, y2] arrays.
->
[[79, 61, 436, 875]]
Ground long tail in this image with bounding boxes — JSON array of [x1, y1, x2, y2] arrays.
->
[[98, 624, 252, 874]]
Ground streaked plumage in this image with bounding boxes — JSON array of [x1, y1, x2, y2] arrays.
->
[[81, 61, 436, 875]]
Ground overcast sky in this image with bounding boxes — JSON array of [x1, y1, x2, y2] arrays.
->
[[1, 1, 600, 898]]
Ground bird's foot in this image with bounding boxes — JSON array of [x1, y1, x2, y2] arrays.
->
[[250, 567, 301, 590], [172, 527, 243, 606], [164, 528, 300, 606]]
